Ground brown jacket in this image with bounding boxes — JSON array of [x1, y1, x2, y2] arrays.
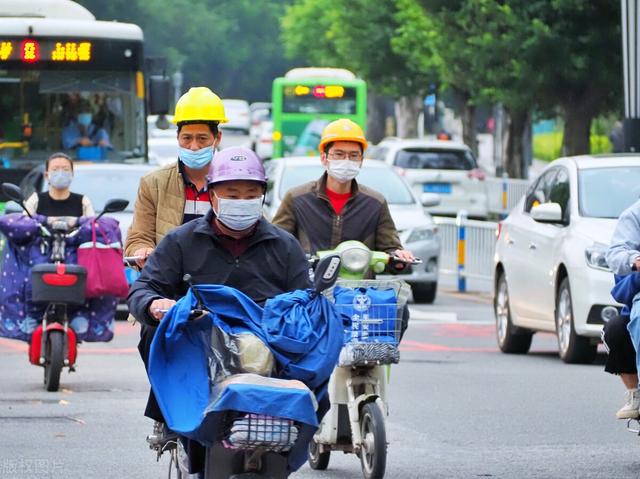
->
[[271, 173, 402, 255], [124, 162, 187, 257]]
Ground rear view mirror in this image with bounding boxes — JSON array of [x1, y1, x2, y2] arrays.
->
[[314, 254, 341, 293], [148, 75, 171, 115], [420, 192, 440, 207], [1, 183, 24, 204], [102, 199, 129, 214], [95, 198, 129, 220], [531, 203, 563, 223]]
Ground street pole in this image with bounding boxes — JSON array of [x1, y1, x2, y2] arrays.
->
[[621, 0, 640, 151]]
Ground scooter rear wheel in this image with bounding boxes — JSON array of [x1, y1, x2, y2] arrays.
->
[[44, 331, 64, 392], [360, 402, 386, 479], [308, 437, 330, 470]]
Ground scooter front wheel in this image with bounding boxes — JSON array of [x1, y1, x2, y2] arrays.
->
[[44, 330, 64, 392], [308, 437, 330, 470], [360, 402, 387, 479]]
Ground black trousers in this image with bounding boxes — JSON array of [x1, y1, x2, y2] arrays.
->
[[602, 315, 637, 375], [138, 323, 165, 422]]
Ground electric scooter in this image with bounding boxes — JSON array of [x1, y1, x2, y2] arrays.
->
[[308, 240, 418, 479], [150, 255, 343, 479], [1, 182, 128, 391]]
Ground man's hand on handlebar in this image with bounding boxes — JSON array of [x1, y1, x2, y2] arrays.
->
[[133, 247, 154, 268], [148, 298, 176, 321], [392, 249, 415, 270]]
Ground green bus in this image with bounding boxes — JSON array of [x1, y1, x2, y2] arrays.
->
[[271, 68, 367, 158]]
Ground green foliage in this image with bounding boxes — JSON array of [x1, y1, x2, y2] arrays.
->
[[281, 0, 440, 99], [76, 0, 299, 101], [533, 132, 562, 162], [533, 131, 612, 162]]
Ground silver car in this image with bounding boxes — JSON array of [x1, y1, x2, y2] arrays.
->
[[264, 157, 441, 303]]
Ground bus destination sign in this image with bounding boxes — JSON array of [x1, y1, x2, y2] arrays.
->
[[0, 39, 92, 63]]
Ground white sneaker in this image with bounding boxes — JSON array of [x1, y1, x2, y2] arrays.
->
[[616, 389, 640, 419]]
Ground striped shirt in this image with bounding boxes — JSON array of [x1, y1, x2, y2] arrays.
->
[[180, 161, 211, 224]]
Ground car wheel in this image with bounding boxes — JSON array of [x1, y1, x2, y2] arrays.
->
[[494, 270, 533, 354], [555, 277, 597, 364], [411, 282, 437, 304]]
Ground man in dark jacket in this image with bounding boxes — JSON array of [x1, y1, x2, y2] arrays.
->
[[272, 118, 413, 261], [128, 147, 310, 466]]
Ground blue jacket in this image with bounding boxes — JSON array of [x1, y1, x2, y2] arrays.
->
[[611, 273, 640, 315]]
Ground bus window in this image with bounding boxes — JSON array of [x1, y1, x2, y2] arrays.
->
[[282, 85, 357, 115]]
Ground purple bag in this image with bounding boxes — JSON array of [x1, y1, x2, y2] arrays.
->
[[77, 220, 129, 298]]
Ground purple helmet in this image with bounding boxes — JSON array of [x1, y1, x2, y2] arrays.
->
[[206, 146, 267, 185]]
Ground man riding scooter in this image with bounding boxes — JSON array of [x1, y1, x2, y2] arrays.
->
[[271, 118, 415, 336], [128, 147, 311, 476]]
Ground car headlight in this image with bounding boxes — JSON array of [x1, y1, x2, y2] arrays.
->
[[406, 226, 436, 244], [341, 246, 372, 273], [585, 243, 611, 271]]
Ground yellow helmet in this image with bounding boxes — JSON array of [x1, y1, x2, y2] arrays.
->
[[318, 118, 367, 153], [172, 87, 228, 124]]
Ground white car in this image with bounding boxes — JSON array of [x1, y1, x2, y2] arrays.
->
[[220, 99, 250, 134], [493, 155, 640, 363], [264, 158, 441, 303], [255, 120, 273, 160], [249, 102, 271, 150], [371, 138, 488, 218]]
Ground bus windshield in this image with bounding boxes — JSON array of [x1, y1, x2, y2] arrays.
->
[[271, 69, 367, 159], [0, 70, 145, 165]]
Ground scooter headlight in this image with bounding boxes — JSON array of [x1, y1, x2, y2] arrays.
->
[[341, 247, 372, 273]]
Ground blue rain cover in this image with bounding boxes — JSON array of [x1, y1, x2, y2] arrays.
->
[[148, 285, 346, 449]]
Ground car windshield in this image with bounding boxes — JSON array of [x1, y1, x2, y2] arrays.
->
[[279, 164, 415, 204], [579, 166, 640, 218], [72, 168, 152, 212], [394, 148, 477, 170]]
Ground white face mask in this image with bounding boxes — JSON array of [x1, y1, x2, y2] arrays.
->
[[214, 194, 263, 231], [327, 160, 361, 183]]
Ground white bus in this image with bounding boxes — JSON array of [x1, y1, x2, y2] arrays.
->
[[0, 0, 166, 187]]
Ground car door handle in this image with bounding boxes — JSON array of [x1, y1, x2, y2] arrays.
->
[[528, 243, 537, 250], [507, 239, 514, 245]]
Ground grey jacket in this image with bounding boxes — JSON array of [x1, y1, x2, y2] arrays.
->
[[606, 199, 640, 276]]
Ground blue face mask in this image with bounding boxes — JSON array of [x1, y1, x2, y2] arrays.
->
[[77, 113, 92, 127], [179, 146, 214, 169]]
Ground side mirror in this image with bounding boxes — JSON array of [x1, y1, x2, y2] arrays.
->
[[313, 254, 341, 293], [531, 202, 563, 223], [1, 183, 24, 204], [96, 198, 129, 220], [420, 192, 440, 207], [103, 199, 129, 214], [148, 75, 171, 115]]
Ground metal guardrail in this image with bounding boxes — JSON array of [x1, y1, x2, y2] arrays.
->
[[434, 212, 499, 291], [485, 176, 530, 216]]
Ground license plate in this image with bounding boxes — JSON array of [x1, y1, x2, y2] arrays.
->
[[423, 182, 451, 194]]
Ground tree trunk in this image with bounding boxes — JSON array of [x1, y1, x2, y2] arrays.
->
[[394, 95, 423, 138], [561, 104, 593, 156], [504, 109, 529, 179], [461, 98, 478, 157], [366, 92, 387, 145]]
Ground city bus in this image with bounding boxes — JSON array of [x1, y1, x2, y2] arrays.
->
[[271, 67, 367, 158], [0, 0, 167, 193]]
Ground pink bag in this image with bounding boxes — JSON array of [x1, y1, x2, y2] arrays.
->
[[77, 220, 129, 298]]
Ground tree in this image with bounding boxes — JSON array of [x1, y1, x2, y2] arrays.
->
[[281, 0, 440, 139], [421, 0, 622, 169], [77, 0, 299, 101]]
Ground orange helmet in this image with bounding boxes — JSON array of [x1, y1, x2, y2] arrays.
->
[[318, 119, 367, 153]]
